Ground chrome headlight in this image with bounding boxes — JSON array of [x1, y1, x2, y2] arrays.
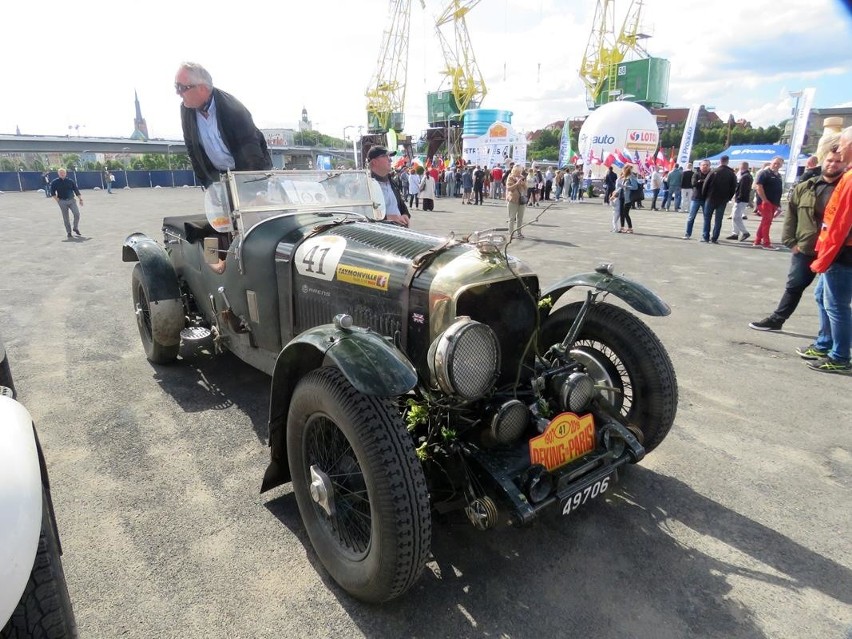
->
[[428, 317, 499, 400]]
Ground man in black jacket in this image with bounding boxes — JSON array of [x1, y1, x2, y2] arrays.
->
[[175, 62, 271, 188], [701, 155, 738, 243], [726, 162, 753, 241]]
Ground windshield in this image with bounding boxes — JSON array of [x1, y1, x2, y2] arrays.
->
[[218, 170, 379, 234]]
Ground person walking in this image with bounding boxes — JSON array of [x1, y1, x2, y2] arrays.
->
[[50, 168, 83, 239], [753, 157, 785, 249], [665, 163, 683, 211], [473, 165, 485, 205], [505, 165, 527, 238], [649, 168, 663, 210], [103, 167, 113, 194], [618, 164, 639, 233], [680, 163, 694, 213], [749, 146, 845, 332], [726, 162, 753, 242], [420, 170, 436, 211], [407, 167, 421, 209], [461, 166, 473, 204], [603, 166, 617, 206]]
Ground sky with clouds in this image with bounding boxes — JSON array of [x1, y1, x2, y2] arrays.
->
[[3, 0, 850, 141]]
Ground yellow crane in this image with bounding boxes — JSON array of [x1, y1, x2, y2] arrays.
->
[[365, 0, 423, 133], [579, 0, 649, 109], [434, 0, 487, 117]]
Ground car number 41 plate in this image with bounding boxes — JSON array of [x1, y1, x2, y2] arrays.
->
[[561, 473, 614, 516]]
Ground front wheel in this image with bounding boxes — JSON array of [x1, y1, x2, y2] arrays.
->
[[540, 301, 678, 452], [287, 367, 431, 603], [130, 263, 184, 364], [1, 491, 77, 638]]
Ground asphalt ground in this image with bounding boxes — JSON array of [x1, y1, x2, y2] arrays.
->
[[1, 185, 850, 639]]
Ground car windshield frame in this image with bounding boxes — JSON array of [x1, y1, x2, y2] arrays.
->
[[220, 170, 379, 234]]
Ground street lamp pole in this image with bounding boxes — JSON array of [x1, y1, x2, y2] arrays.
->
[[167, 145, 175, 187], [121, 147, 131, 189]]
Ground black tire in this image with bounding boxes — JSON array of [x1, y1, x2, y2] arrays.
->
[[540, 301, 677, 452], [130, 263, 181, 364], [287, 367, 431, 603], [1, 491, 77, 639]]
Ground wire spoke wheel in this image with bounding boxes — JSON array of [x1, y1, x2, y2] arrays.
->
[[287, 367, 431, 603], [540, 301, 678, 452], [304, 415, 371, 559]]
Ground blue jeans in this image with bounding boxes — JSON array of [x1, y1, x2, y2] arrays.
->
[[702, 201, 727, 242], [684, 198, 704, 237], [813, 262, 852, 363]]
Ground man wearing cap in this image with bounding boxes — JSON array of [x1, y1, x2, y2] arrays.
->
[[367, 146, 410, 227]]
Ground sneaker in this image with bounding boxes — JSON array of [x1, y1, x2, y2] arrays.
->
[[725, 234, 739, 240], [681, 235, 690, 240], [807, 357, 852, 374], [699, 238, 709, 243], [710, 240, 719, 244], [739, 232, 751, 242], [742, 216, 748, 220], [796, 344, 829, 360], [749, 317, 783, 331], [66, 233, 72, 239], [761, 245, 780, 251], [73, 228, 82, 236]]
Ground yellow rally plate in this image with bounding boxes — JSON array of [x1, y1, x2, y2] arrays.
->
[[529, 412, 596, 472]]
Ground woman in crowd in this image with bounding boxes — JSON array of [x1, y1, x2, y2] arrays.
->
[[618, 164, 639, 233], [420, 168, 436, 211], [525, 167, 537, 208], [506, 165, 527, 238], [407, 167, 421, 210]]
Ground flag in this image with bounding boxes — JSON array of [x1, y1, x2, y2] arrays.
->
[[557, 119, 573, 168], [656, 149, 666, 166], [617, 148, 632, 164], [603, 151, 617, 168], [677, 104, 701, 165]]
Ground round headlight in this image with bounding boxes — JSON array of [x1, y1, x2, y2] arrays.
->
[[428, 317, 499, 400]]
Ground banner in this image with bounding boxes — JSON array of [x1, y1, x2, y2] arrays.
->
[[557, 119, 573, 168], [676, 104, 701, 166], [785, 88, 816, 184], [462, 122, 518, 167]]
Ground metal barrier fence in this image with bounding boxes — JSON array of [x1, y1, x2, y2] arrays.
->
[[0, 170, 198, 193]]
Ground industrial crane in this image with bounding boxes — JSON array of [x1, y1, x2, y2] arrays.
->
[[434, 0, 487, 117], [365, 0, 423, 134], [579, 0, 649, 109]]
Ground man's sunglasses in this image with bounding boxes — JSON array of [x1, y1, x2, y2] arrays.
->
[[175, 83, 197, 95]]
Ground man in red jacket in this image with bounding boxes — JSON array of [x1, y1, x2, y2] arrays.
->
[[803, 127, 852, 373]]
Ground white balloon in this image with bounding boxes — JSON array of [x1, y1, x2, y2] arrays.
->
[[578, 102, 659, 165]]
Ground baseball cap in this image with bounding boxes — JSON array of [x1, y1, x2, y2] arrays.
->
[[367, 146, 397, 162]]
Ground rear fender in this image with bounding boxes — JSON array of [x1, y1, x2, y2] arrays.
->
[[540, 271, 670, 318], [122, 233, 181, 302], [261, 324, 417, 492], [0, 397, 42, 624]]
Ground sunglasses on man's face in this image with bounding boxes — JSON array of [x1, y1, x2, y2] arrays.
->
[[175, 83, 197, 95]]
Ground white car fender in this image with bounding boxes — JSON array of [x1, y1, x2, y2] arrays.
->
[[0, 396, 42, 626]]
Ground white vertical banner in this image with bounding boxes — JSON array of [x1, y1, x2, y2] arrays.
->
[[676, 104, 701, 166], [785, 88, 816, 184], [512, 135, 527, 167]]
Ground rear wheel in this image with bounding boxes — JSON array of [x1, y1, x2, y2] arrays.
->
[[1, 491, 77, 639], [130, 263, 183, 364], [540, 301, 677, 452], [287, 367, 431, 603]]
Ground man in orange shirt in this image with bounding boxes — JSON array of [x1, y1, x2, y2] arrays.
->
[[803, 126, 852, 373]]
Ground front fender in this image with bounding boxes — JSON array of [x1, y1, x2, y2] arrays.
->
[[262, 324, 417, 492], [540, 271, 670, 317], [122, 233, 181, 302], [0, 397, 42, 625]]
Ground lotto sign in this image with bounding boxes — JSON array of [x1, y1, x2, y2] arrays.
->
[[626, 129, 658, 150]]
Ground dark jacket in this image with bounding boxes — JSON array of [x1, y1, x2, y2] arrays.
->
[[734, 171, 753, 203], [691, 169, 710, 200], [371, 172, 410, 218], [681, 169, 694, 193], [181, 88, 272, 188], [782, 175, 839, 255], [49, 176, 80, 200], [703, 164, 738, 206]]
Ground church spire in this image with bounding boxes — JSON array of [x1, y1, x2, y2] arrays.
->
[[131, 89, 149, 141]]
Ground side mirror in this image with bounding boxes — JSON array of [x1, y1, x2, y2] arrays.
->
[[203, 237, 220, 265]]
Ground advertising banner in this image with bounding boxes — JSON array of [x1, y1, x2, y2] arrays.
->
[[558, 119, 573, 168], [676, 104, 701, 166], [785, 88, 816, 184], [462, 122, 521, 167]]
